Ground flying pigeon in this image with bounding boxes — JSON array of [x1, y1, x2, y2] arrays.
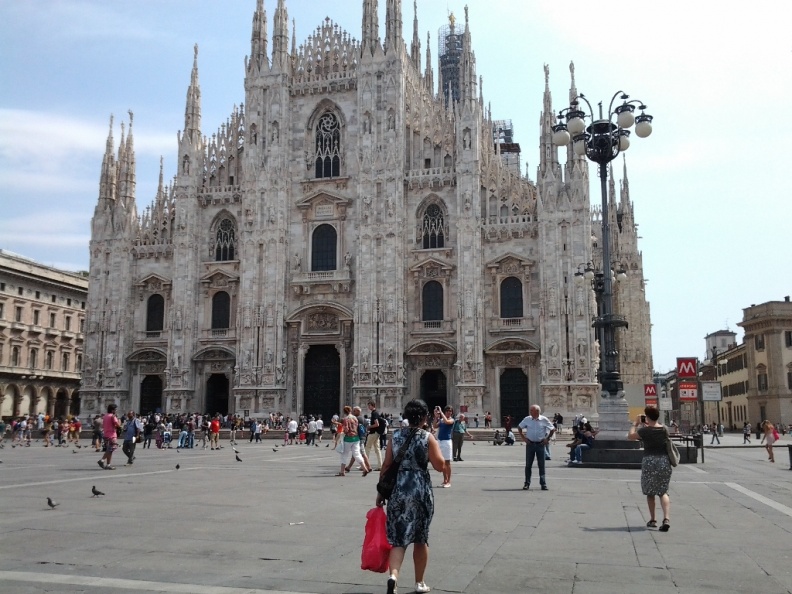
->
[[235, 455, 242, 462], [91, 486, 105, 497], [175, 464, 180, 470], [233, 447, 240, 454], [47, 497, 59, 509]]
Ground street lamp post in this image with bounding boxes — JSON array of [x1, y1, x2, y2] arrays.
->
[[553, 91, 653, 434], [712, 346, 722, 432]]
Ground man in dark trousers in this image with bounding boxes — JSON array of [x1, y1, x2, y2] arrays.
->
[[517, 405, 555, 491], [364, 401, 383, 470]]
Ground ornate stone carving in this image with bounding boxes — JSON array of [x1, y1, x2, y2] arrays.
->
[[306, 312, 339, 331]]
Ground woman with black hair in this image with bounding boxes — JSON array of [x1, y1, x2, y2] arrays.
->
[[377, 399, 444, 594], [628, 406, 672, 531]]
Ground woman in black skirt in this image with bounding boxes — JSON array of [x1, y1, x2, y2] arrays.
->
[[628, 406, 672, 531]]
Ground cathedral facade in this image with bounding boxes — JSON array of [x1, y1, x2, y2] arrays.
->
[[80, 0, 652, 424]]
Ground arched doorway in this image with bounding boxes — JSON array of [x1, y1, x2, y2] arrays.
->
[[69, 390, 81, 417], [303, 345, 340, 423], [54, 389, 69, 419], [2, 385, 18, 417], [140, 376, 163, 414], [500, 368, 529, 425], [420, 370, 447, 412], [206, 374, 229, 416]]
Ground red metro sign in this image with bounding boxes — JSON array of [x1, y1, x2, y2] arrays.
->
[[676, 357, 698, 378]]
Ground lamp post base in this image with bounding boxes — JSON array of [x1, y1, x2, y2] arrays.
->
[[594, 391, 632, 439]]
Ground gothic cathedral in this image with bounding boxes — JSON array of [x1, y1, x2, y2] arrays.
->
[[81, 0, 653, 423]]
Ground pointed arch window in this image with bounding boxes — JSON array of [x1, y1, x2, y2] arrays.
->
[[311, 224, 337, 271], [421, 204, 445, 249], [315, 113, 341, 178], [500, 276, 523, 318], [211, 291, 231, 330], [215, 218, 236, 261], [146, 294, 165, 332], [422, 281, 444, 321]]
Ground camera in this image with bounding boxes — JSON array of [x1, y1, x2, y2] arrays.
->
[[640, 415, 646, 424]]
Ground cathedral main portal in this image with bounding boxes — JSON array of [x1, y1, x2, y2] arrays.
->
[[140, 376, 163, 414], [499, 368, 529, 425], [303, 345, 341, 422], [420, 370, 447, 412], [206, 374, 229, 416]]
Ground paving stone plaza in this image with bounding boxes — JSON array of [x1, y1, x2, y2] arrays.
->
[[0, 433, 790, 593]]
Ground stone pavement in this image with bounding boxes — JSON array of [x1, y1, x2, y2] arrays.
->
[[0, 434, 790, 594]]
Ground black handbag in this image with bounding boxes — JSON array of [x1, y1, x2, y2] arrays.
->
[[377, 428, 418, 500]]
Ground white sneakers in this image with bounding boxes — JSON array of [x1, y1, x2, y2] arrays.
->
[[415, 582, 431, 593]]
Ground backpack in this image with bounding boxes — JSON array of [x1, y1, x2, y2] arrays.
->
[[358, 422, 367, 439]]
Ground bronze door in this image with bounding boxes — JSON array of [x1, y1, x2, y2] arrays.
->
[[500, 368, 529, 426], [206, 374, 229, 416], [420, 370, 447, 412], [140, 376, 163, 414], [303, 345, 340, 423]]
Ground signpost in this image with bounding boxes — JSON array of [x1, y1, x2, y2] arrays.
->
[[678, 357, 703, 463], [644, 383, 658, 407]]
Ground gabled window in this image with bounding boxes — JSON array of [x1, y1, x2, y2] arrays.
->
[[315, 113, 341, 178], [311, 224, 337, 271], [146, 294, 165, 332], [421, 204, 445, 249], [500, 277, 523, 318], [211, 291, 231, 329], [215, 218, 236, 261], [422, 281, 444, 321]]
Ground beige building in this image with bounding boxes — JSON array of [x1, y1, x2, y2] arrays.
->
[[738, 298, 792, 426], [81, 1, 653, 422], [0, 250, 88, 419]]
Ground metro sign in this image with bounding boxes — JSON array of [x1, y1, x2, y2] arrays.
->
[[677, 357, 698, 378], [644, 383, 658, 406]]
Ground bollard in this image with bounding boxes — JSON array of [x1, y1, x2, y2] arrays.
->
[[788, 444, 792, 470]]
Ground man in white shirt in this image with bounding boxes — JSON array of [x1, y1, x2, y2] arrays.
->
[[306, 417, 317, 446], [287, 417, 298, 445], [315, 416, 324, 444], [517, 405, 555, 491]]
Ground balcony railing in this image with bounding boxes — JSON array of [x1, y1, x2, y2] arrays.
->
[[411, 320, 454, 334]]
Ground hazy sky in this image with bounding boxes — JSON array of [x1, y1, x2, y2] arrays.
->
[[0, 0, 789, 373]]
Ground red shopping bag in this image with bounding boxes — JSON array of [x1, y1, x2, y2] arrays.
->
[[361, 506, 391, 573]]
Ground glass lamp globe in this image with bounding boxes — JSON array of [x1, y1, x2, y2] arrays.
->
[[635, 115, 653, 138], [567, 116, 586, 135], [584, 269, 595, 281], [619, 134, 630, 151], [616, 106, 635, 128], [553, 129, 571, 146], [573, 139, 587, 156]]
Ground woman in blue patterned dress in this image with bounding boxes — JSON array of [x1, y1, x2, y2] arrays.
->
[[376, 399, 444, 594]]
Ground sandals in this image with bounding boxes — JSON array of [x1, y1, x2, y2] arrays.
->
[[659, 519, 670, 532], [335, 472, 346, 477], [362, 469, 371, 477], [646, 520, 657, 528]]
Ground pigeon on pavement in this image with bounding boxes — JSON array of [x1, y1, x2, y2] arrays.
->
[[233, 447, 240, 454], [47, 497, 59, 509], [175, 464, 180, 470], [91, 486, 105, 497], [272, 448, 278, 452], [235, 455, 242, 462]]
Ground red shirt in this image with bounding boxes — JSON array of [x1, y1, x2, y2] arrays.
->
[[210, 419, 220, 434]]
